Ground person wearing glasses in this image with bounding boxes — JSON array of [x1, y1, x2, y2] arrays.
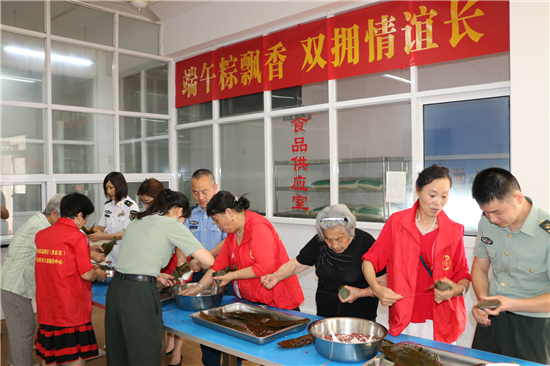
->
[[87, 172, 139, 266], [362, 165, 471, 344], [261, 204, 386, 321], [137, 178, 165, 209]]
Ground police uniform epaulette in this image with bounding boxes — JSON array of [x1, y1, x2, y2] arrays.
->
[[539, 219, 550, 234], [105, 199, 113, 204], [124, 200, 133, 207], [191, 204, 199, 209]]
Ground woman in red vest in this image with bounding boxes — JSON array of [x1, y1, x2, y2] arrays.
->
[[182, 191, 304, 311], [35, 193, 108, 365], [362, 165, 471, 343]]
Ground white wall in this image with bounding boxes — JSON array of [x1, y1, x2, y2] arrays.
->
[[509, 1, 550, 210], [163, 1, 351, 58]]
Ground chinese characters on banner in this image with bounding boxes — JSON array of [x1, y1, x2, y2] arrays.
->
[[290, 117, 309, 211], [176, 1, 509, 108]]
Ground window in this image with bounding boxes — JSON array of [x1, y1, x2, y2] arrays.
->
[[120, 117, 169, 173], [1, 31, 46, 103], [177, 102, 213, 124], [220, 92, 263, 117], [52, 110, 114, 174], [51, 2, 114, 46], [418, 53, 510, 91], [424, 96, 510, 235], [177, 126, 213, 201], [272, 82, 328, 110], [51, 41, 114, 110], [1, 106, 47, 175], [0, 184, 42, 237], [337, 68, 411, 101], [338, 102, 413, 221], [1, 2, 172, 244], [119, 16, 160, 55], [1, 1, 45, 33], [220, 120, 265, 214], [272, 112, 329, 218], [119, 54, 168, 114]]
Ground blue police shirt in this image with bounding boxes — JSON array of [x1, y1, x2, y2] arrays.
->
[[184, 204, 226, 251]]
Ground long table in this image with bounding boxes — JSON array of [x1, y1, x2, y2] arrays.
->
[[92, 284, 543, 366]]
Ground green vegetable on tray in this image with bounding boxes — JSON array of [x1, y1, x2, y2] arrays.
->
[[82, 224, 95, 235], [101, 237, 117, 257], [212, 264, 238, 287], [338, 285, 350, 300]]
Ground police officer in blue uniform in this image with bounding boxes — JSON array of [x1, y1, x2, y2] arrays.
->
[[185, 170, 227, 280], [184, 169, 237, 366]]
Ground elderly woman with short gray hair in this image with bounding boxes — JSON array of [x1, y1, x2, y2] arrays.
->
[[261, 204, 386, 320]]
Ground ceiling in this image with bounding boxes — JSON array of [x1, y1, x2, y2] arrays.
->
[[81, 0, 209, 22]]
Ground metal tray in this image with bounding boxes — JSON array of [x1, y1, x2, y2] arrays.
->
[[363, 345, 492, 366], [189, 302, 310, 345], [160, 292, 174, 306]]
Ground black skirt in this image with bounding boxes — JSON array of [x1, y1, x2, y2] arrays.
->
[[35, 322, 99, 365]]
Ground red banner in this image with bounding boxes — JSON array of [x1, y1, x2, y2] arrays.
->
[[263, 18, 330, 91], [176, 0, 509, 108]]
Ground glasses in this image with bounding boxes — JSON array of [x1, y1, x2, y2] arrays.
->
[[140, 200, 152, 208], [324, 236, 347, 245]]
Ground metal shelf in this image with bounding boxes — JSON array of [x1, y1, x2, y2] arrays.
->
[[274, 156, 412, 221]]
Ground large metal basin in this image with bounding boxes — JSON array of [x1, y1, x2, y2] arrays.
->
[[308, 317, 387, 363], [170, 283, 226, 311]]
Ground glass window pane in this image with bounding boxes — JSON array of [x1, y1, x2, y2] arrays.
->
[[337, 68, 411, 101], [119, 117, 169, 173], [1, 184, 42, 236], [273, 112, 329, 218], [119, 16, 159, 55], [418, 53, 510, 91], [272, 82, 328, 110], [177, 102, 213, 124], [52, 111, 114, 174], [120, 142, 141, 174], [119, 54, 168, 114], [51, 2, 113, 46], [220, 120, 265, 214], [338, 102, 413, 222], [146, 140, 169, 173], [1, 31, 46, 103], [56, 183, 103, 227], [51, 41, 113, 110], [424, 97, 510, 235], [220, 92, 263, 117], [177, 126, 213, 201], [127, 180, 170, 211], [1, 106, 47, 175], [146, 118, 168, 137], [1, 1, 45, 33]]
